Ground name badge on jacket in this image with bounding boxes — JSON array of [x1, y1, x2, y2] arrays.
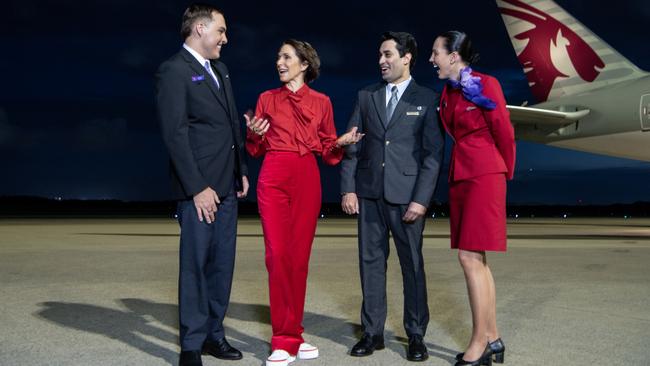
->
[[406, 106, 424, 116]]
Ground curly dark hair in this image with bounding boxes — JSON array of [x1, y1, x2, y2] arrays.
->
[[282, 39, 321, 84]]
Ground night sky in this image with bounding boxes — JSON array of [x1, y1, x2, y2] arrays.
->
[[2, 0, 649, 204]]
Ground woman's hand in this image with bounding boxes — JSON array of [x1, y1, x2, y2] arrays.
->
[[336, 126, 364, 147], [244, 112, 270, 136]]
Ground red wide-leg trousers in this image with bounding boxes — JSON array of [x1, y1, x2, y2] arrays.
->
[[257, 151, 321, 354]]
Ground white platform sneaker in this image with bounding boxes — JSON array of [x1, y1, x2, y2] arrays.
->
[[266, 350, 296, 366], [298, 342, 319, 360]]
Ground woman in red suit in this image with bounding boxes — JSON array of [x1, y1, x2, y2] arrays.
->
[[245, 39, 362, 366], [429, 31, 516, 366]]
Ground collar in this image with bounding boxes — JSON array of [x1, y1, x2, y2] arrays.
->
[[385, 76, 412, 100], [282, 83, 310, 97], [447, 67, 496, 110], [183, 43, 211, 68]]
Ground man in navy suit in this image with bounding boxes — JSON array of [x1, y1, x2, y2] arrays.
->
[[340, 32, 444, 362], [155, 3, 248, 366]]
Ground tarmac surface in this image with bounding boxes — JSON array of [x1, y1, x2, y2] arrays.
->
[[1, 217, 649, 365]]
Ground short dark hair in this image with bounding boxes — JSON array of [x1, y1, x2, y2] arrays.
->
[[438, 30, 480, 65], [381, 31, 418, 69], [181, 3, 223, 40], [282, 39, 321, 84]]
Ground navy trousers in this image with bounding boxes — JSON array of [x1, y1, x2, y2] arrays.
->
[[177, 187, 237, 351]]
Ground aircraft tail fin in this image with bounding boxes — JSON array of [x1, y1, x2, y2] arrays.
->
[[496, 0, 646, 102]]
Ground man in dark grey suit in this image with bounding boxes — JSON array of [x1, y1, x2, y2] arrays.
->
[[340, 31, 444, 362], [155, 4, 248, 366]]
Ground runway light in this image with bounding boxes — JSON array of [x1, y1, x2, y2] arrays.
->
[[563, 214, 568, 219], [173, 213, 179, 219], [431, 213, 436, 218], [515, 214, 519, 218], [320, 214, 325, 218]]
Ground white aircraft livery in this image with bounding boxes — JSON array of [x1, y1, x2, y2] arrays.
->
[[496, 0, 650, 161]]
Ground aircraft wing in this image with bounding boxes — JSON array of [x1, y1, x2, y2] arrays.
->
[[507, 105, 591, 126]]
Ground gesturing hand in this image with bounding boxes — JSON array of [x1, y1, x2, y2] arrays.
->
[[336, 126, 364, 147], [244, 111, 269, 136], [193, 187, 221, 224]]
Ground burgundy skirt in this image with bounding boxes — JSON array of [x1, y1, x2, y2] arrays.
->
[[449, 173, 507, 251]]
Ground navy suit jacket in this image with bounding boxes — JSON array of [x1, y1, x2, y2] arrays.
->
[[156, 48, 247, 200]]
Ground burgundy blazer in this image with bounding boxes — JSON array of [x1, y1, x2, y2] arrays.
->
[[439, 71, 515, 182]]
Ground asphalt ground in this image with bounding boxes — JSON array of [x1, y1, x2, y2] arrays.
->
[[1, 217, 649, 365]]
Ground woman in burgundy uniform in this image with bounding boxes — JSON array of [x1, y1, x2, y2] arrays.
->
[[245, 39, 362, 366], [430, 31, 515, 366]]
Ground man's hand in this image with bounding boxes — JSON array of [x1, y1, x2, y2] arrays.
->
[[237, 176, 250, 199], [402, 201, 427, 223], [193, 187, 220, 224], [341, 192, 359, 215]]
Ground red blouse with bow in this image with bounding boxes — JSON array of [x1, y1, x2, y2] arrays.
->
[[246, 84, 343, 165]]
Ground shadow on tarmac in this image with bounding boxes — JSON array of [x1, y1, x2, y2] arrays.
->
[[36, 299, 458, 365]]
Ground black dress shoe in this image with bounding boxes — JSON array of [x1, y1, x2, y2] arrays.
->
[[407, 335, 428, 361], [350, 334, 385, 357], [202, 338, 243, 360], [456, 338, 505, 363], [179, 350, 202, 366]]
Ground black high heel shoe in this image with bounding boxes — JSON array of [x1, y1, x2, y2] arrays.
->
[[490, 339, 505, 363], [456, 338, 505, 364], [454, 343, 492, 366]]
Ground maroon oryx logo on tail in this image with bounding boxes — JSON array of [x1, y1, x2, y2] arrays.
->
[[498, 0, 605, 102]]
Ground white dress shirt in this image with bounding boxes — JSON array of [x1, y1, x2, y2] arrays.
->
[[183, 43, 220, 88], [385, 76, 412, 106]]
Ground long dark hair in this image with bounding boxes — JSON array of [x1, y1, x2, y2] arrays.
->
[[438, 30, 480, 65]]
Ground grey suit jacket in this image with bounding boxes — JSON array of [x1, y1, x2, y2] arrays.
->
[[340, 80, 444, 206]]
